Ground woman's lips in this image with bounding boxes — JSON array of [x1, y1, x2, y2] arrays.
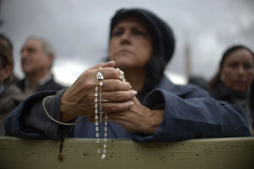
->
[[116, 49, 133, 55], [21, 60, 30, 66], [235, 80, 245, 85]]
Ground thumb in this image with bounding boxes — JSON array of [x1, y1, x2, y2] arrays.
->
[[88, 116, 95, 123], [87, 61, 115, 70], [132, 96, 141, 105]]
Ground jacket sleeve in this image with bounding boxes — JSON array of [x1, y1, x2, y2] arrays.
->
[[4, 89, 73, 140], [131, 89, 251, 141]]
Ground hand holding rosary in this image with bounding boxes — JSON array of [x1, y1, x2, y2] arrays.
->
[[43, 66, 126, 160]]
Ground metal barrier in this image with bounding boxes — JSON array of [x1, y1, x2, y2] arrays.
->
[[0, 136, 254, 169]]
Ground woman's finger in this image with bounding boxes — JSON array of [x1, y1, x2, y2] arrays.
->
[[101, 101, 134, 113], [102, 80, 131, 91], [85, 67, 124, 80], [88, 112, 123, 123], [87, 61, 115, 70], [102, 90, 136, 102]]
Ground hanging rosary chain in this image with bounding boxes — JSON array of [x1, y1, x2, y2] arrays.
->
[[95, 67, 107, 160]]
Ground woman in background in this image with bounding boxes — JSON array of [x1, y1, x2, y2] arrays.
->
[[209, 45, 254, 136], [0, 39, 26, 135]]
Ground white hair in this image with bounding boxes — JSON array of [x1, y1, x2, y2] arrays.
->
[[26, 36, 55, 55], [26, 36, 55, 68]]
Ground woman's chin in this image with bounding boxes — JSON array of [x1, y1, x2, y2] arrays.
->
[[115, 61, 134, 69], [232, 87, 248, 93]]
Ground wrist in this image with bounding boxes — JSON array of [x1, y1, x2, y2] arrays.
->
[[60, 91, 77, 122], [147, 109, 163, 135]]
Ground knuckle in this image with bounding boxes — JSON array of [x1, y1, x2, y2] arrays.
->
[[81, 71, 96, 91], [112, 81, 122, 90], [119, 81, 124, 89], [98, 62, 104, 67], [112, 91, 124, 101], [87, 93, 95, 102], [83, 70, 89, 76], [113, 69, 119, 78], [110, 105, 118, 111], [125, 102, 131, 109], [86, 70, 95, 76], [83, 81, 94, 91], [126, 82, 131, 88], [128, 91, 134, 99]]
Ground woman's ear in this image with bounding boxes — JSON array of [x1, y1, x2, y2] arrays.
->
[[219, 67, 224, 82], [47, 53, 54, 69], [2, 65, 13, 79]]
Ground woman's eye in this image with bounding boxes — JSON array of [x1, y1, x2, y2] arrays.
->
[[113, 31, 122, 36], [28, 48, 36, 53], [244, 63, 253, 69], [229, 62, 238, 68], [134, 31, 144, 35]]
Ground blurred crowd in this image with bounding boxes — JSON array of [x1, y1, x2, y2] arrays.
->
[[0, 15, 253, 136], [0, 35, 66, 135]]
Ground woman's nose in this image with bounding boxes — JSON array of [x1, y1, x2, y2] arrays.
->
[[237, 65, 245, 75], [120, 31, 131, 45], [21, 51, 27, 58]]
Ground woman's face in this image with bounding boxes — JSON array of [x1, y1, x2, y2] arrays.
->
[[0, 64, 3, 85], [0, 63, 12, 85], [220, 48, 254, 93], [109, 17, 153, 70]]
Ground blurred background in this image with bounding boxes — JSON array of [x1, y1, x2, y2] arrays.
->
[[0, 0, 253, 87]]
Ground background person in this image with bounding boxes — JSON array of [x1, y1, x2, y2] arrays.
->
[[0, 40, 26, 135], [209, 45, 254, 136], [5, 8, 250, 141], [16, 36, 65, 96], [0, 34, 21, 84]]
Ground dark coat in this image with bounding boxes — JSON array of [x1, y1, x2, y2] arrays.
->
[[210, 81, 254, 128], [16, 76, 66, 93], [0, 85, 26, 135]]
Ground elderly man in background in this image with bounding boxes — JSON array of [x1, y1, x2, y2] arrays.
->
[[16, 36, 65, 96]]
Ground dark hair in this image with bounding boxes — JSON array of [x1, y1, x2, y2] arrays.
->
[[219, 45, 254, 67], [208, 45, 254, 93], [0, 34, 13, 50], [0, 41, 13, 84], [109, 8, 175, 96]]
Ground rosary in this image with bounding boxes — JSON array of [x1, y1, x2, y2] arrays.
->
[[95, 67, 125, 159], [43, 67, 125, 160], [95, 67, 108, 160]]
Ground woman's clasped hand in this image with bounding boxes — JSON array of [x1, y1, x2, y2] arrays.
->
[[60, 61, 134, 121], [59, 61, 163, 135]]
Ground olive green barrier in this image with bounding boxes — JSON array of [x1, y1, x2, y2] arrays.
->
[[0, 136, 254, 169]]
